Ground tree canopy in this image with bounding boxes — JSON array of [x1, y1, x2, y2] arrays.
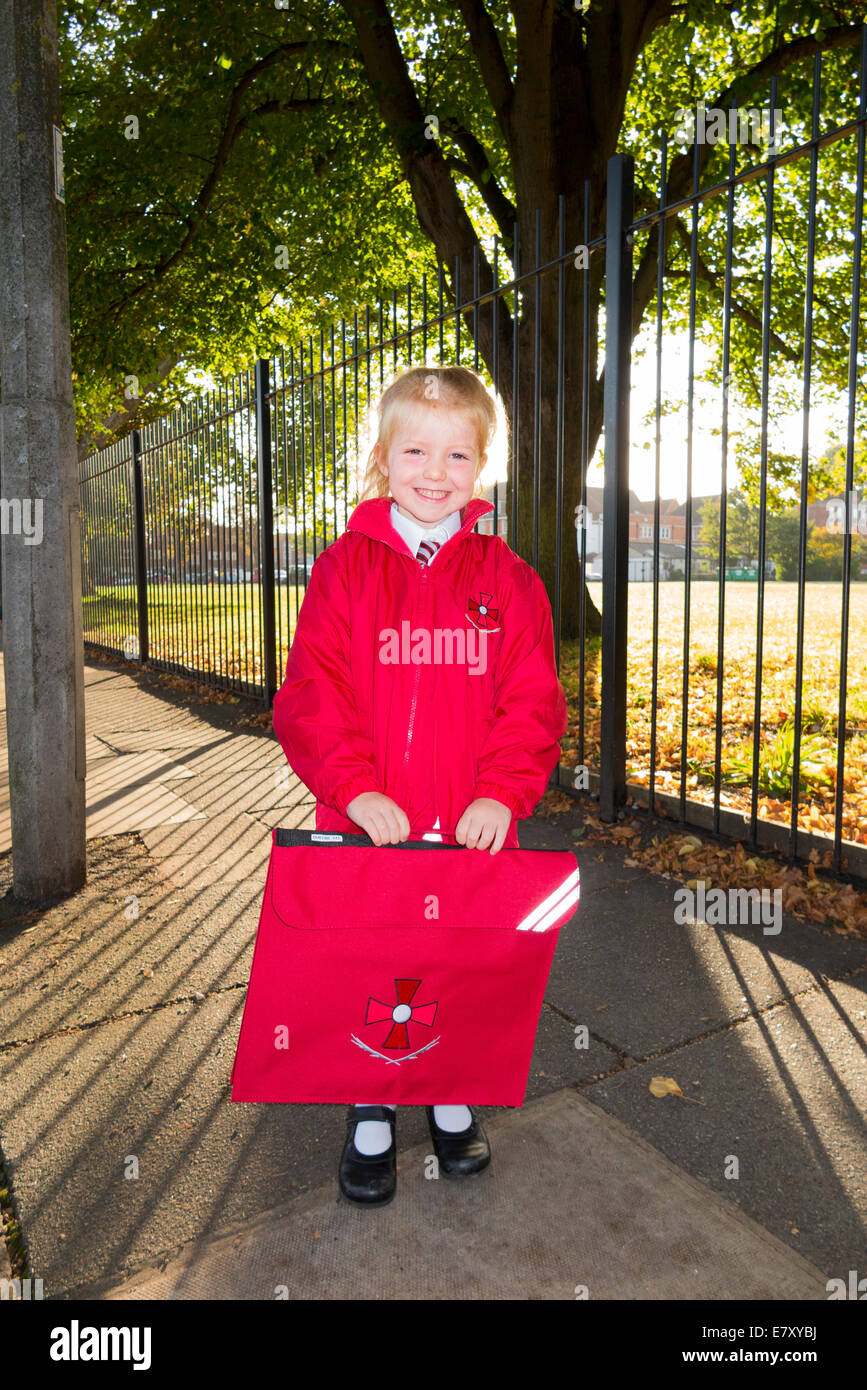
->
[[59, 2, 867, 445], [49, 1, 867, 634]]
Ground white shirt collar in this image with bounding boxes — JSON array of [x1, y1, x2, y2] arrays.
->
[[389, 501, 462, 559]]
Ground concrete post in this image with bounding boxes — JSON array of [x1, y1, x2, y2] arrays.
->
[[0, 0, 86, 898]]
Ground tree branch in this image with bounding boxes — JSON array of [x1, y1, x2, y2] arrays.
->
[[338, 0, 511, 339], [438, 115, 516, 242], [99, 41, 345, 325], [454, 0, 515, 151]]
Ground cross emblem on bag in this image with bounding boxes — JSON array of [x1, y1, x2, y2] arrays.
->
[[364, 977, 438, 1048]]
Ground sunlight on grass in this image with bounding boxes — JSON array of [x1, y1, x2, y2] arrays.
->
[[560, 582, 867, 847], [82, 580, 305, 687]]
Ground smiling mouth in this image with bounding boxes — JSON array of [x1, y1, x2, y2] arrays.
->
[[414, 488, 450, 500]]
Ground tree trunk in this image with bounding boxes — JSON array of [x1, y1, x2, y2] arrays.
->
[[452, 222, 606, 641]]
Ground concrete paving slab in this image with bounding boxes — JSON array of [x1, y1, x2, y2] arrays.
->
[[546, 866, 867, 1057], [0, 750, 207, 850], [101, 738, 307, 836], [246, 799, 317, 831], [91, 729, 233, 754], [139, 811, 273, 889], [72, 1090, 828, 1301], [0, 936, 615, 1302], [84, 680, 210, 735], [1, 991, 250, 1297], [0, 843, 263, 1042], [583, 979, 867, 1278]]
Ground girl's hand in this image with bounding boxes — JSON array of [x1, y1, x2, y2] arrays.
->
[[454, 798, 512, 855], [346, 791, 411, 845]]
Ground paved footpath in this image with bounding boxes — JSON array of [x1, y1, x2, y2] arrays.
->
[[0, 652, 864, 1300]]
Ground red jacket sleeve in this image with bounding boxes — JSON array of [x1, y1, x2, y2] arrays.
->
[[271, 545, 379, 815], [472, 564, 568, 819]]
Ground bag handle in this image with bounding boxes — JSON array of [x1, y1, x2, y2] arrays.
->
[[274, 827, 467, 850]]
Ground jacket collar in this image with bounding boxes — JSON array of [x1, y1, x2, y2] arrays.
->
[[346, 495, 495, 559]]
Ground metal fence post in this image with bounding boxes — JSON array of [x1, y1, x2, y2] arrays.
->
[[130, 429, 149, 666], [255, 358, 278, 707], [599, 153, 633, 820]]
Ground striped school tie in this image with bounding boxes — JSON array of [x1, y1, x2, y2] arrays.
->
[[416, 537, 441, 566]]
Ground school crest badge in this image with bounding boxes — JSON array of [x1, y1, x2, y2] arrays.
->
[[466, 591, 501, 632], [350, 977, 441, 1066]]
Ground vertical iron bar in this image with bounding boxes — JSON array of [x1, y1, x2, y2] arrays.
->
[[330, 323, 337, 545], [492, 236, 500, 539], [472, 245, 479, 371], [678, 134, 700, 822], [649, 140, 666, 822], [290, 345, 301, 636], [455, 253, 461, 360], [533, 207, 541, 572], [320, 327, 327, 550], [554, 195, 565, 672], [578, 182, 590, 772], [600, 153, 634, 821], [833, 28, 866, 874], [438, 261, 444, 361], [131, 429, 149, 666], [300, 343, 309, 590], [712, 119, 738, 833], [791, 53, 822, 858], [749, 80, 778, 845], [510, 218, 519, 553], [255, 358, 277, 707]]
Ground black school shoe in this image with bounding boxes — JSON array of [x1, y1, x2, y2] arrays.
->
[[425, 1106, 491, 1177], [338, 1105, 397, 1207]]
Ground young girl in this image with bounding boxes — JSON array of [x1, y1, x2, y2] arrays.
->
[[271, 365, 567, 1206]]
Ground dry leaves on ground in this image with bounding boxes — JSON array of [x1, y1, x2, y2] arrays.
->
[[575, 811, 867, 940]]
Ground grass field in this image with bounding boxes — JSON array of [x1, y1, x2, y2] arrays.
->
[[84, 578, 867, 848], [560, 581, 867, 847], [82, 581, 305, 687]]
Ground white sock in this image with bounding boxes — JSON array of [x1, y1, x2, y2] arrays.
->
[[353, 1104, 395, 1156], [433, 1104, 472, 1132]]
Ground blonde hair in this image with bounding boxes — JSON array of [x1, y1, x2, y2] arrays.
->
[[358, 365, 500, 501]]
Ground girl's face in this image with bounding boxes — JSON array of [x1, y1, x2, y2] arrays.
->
[[375, 406, 484, 529]]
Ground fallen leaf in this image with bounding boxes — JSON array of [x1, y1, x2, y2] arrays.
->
[[650, 1075, 683, 1098], [649, 1074, 707, 1105]]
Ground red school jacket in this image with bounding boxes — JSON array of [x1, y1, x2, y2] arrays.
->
[[271, 495, 568, 849]]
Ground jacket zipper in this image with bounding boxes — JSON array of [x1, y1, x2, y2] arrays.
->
[[402, 564, 429, 772]]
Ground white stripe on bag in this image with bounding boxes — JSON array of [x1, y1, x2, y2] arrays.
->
[[514, 868, 580, 932]]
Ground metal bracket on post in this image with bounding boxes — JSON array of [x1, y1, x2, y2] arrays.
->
[[599, 154, 634, 821], [130, 429, 149, 666], [255, 358, 278, 708]]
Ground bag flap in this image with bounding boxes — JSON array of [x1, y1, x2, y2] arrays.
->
[[268, 829, 580, 933]]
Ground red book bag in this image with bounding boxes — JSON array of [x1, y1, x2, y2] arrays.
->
[[230, 829, 580, 1107]]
